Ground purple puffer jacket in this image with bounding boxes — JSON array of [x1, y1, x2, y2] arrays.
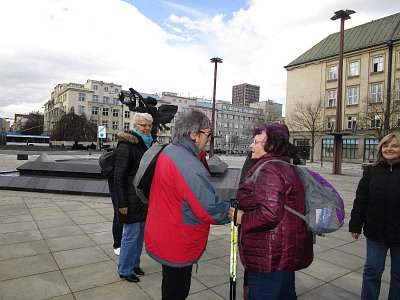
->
[[237, 154, 313, 272]]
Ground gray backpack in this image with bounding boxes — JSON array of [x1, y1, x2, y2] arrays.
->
[[249, 160, 345, 235]]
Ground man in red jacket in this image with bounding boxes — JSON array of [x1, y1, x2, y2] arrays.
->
[[145, 109, 230, 300]]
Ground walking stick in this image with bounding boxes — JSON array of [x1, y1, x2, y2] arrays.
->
[[229, 198, 239, 300]]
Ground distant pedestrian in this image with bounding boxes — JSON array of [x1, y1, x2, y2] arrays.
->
[[144, 109, 230, 300], [349, 132, 400, 300], [115, 112, 153, 283]]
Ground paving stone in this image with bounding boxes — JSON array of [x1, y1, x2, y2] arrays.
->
[[61, 261, 119, 292], [88, 231, 113, 246], [41, 225, 85, 239], [0, 229, 43, 246], [74, 281, 151, 300], [36, 217, 76, 229], [301, 258, 351, 282], [0, 271, 70, 300], [0, 253, 58, 280], [315, 249, 365, 270], [47, 234, 96, 252], [298, 283, 359, 300], [53, 246, 109, 269], [0, 240, 49, 260]]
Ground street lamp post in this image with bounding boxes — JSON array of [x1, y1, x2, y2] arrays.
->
[[209, 57, 223, 157], [330, 9, 355, 174]]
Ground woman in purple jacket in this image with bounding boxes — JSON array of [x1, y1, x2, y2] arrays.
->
[[229, 124, 313, 299]]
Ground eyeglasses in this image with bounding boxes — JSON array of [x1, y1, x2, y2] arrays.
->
[[252, 139, 264, 144], [138, 124, 152, 128], [198, 130, 212, 138]]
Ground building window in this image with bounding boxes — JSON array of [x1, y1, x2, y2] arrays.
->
[[115, 88, 119, 93], [124, 122, 130, 130], [93, 85, 98, 90], [328, 89, 336, 107], [78, 105, 85, 114], [293, 139, 310, 160], [397, 79, 400, 101], [113, 109, 119, 117], [102, 108, 109, 116], [364, 138, 379, 161], [113, 98, 119, 105], [342, 139, 359, 159], [371, 55, 384, 72], [327, 117, 335, 131], [328, 65, 337, 80], [92, 95, 99, 103], [124, 111, 130, 118], [347, 116, 357, 132], [91, 106, 98, 115], [371, 83, 382, 103], [370, 114, 381, 128], [112, 121, 118, 130], [104, 86, 108, 92], [103, 96, 109, 104], [348, 61, 359, 77], [348, 86, 358, 105], [78, 93, 85, 101], [322, 138, 334, 157]]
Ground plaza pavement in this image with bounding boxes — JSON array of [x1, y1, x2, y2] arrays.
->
[[0, 151, 391, 299]]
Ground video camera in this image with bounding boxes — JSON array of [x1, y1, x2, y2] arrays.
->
[[118, 88, 178, 138]]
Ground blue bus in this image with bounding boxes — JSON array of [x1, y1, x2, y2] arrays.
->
[[6, 132, 51, 147]]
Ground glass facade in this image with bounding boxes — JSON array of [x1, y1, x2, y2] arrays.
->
[[364, 138, 379, 162]]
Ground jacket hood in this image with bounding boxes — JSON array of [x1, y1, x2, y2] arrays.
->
[[116, 131, 140, 144]]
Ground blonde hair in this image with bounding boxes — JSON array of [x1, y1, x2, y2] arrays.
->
[[373, 132, 400, 165]]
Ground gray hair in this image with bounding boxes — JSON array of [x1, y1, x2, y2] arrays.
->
[[132, 112, 153, 127], [173, 109, 211, 141]]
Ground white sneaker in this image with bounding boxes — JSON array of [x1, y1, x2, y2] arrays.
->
[[113, 248, 120, 256]]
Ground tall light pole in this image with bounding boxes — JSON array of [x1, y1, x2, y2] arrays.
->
[[330, 9, 355, 174], [209, 57, 223, 157]]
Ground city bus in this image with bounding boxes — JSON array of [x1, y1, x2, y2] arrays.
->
[[6, 132, 51, 147]]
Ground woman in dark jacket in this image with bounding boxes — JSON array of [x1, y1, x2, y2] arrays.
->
[[349, 133, 400, 300], [229, 124, 313, 299], [115, 112, 153, 283]]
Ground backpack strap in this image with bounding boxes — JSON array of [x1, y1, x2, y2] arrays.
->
[[248, 159, 306, 219]]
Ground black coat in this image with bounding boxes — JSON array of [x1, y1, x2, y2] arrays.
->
[[114, 131, 149, 224], [349, 160, 400, 244]]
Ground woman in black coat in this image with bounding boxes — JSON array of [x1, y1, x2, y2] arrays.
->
[[115, 112, 154, 283], [349, 132, 400, 300]]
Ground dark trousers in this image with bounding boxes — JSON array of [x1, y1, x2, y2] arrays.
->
[[162, 264, 193, 300], [108, 181, 123, 249], [247, 271, 296, 299]]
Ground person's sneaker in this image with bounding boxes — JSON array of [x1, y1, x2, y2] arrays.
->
[[113, 248, 120, 256]]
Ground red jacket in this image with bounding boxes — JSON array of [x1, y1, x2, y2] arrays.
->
[[237, 154, 313, 272], [144, 139, 230, 267]]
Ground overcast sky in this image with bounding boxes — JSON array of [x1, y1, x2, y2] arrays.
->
[[0, 0, 399, 119]]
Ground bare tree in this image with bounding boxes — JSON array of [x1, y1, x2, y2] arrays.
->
[[20, 111, 44, 135], [358, 91, 400, 141], [288, 99, 325, 162], [51, 112, 97, 142]]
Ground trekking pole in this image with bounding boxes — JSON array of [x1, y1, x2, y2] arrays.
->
[[229, 197, 239, 300]]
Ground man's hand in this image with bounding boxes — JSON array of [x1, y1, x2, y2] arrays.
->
[[119, 207, 128, 215], [228, 207, 243, 225], [351, 232, 360, 239]]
